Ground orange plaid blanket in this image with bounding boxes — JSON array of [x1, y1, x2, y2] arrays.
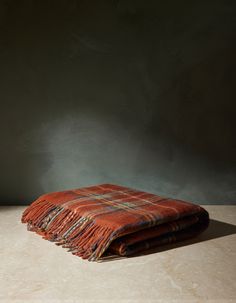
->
[[22, 184, 209, 261]]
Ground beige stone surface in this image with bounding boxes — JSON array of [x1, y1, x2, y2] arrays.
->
[[0, 206, 236, 303]]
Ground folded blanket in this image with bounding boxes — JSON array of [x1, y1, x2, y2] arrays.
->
[[22, 184, 209, 261]]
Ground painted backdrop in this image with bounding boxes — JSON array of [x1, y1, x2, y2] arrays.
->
[[1, 0, 236, 204]]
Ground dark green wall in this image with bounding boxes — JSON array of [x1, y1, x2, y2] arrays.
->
[[1, 0, 236, 204]]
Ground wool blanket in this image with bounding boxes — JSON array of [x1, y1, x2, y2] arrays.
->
[[22, 184, 209, 261]]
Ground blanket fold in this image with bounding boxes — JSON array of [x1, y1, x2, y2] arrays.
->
[[21, 184, 209, 261]]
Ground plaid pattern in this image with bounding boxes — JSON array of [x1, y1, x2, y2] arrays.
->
[[22, 184, 209, 261]]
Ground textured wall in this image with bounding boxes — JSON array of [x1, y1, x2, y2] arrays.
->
[[1, 0, 236, 204]]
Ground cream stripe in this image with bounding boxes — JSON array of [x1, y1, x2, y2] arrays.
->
[[98, 185, 180, 223]]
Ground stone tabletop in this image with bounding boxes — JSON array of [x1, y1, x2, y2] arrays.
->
[[0, 206, 236, 303]]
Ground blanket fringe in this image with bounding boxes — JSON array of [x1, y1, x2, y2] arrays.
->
[[21, 199, 116, 261]]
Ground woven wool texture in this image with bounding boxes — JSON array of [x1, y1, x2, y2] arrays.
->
[[22, 184, 209, 261]]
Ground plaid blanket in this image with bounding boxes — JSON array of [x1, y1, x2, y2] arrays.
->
[[22, 184, 209, 261]]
